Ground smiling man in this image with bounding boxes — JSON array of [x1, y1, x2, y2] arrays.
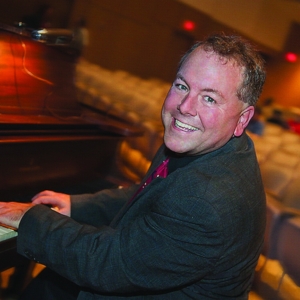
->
[[0, 33, 266, 300], [162, 45, 254, 155]]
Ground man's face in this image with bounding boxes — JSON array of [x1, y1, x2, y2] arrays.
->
[[162, 48, 254, 155]]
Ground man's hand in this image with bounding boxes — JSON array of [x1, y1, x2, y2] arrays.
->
[[0, 190, 71, 229], [0, 202, 34, 229], [32, 190, 71, 217]]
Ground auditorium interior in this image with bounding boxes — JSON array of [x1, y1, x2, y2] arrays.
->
[[0, 0, 300, 299]]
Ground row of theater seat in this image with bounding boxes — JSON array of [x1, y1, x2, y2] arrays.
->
[[248, 123, 300, 298], [248, 123, 300, 211], [253, 194, 300, 299], [75, 59, 168, 182]]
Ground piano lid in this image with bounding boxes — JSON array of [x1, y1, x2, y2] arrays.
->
[[0, 23, 143, 137]]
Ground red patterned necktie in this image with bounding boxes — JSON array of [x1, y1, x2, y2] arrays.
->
[[129, 157, 170, 203]]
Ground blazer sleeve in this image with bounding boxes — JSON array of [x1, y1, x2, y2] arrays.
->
[[17, 191, 224, 295], [70, 185, 138, 227]]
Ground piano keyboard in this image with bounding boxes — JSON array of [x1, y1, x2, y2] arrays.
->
[[0, 225, 18, 242]]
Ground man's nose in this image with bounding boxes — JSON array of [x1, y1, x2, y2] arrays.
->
[[177, 94, 197, 116]]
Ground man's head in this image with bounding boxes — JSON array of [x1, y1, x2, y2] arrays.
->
[[178, 34, 266, 107], [162, 33, 266, 155]]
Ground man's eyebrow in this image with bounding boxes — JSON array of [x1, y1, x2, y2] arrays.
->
[[176, 74, 188, 84]]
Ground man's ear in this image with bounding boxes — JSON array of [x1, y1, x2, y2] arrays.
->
[[234, 106, 255, 137]]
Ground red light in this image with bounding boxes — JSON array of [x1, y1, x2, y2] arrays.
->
[[182, 20, 196, 32], [284, 52, 298, 63]]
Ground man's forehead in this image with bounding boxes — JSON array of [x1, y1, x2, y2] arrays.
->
[[179, 50, 242, 83], [183, 48, 240, 69]]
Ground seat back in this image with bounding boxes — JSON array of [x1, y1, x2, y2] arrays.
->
[[263, 194, 292, 259], [260, 163, 294, 199], [281, 176, 300, 210], [276, 215, 300, 286]]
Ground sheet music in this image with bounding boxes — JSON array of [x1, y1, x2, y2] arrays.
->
[[0, 224, 18, 242]]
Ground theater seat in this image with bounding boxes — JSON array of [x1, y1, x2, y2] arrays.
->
[[281, 176, 300, 210], [262, 194, 291, 259], [276, 216, 300, 288], [260, 162, 294, 199], [253, 195, 300, 300]]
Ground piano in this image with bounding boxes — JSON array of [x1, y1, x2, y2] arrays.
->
[[0, 23, 143, 275]]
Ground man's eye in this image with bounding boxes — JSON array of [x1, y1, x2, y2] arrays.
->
[[204, 96, 216, 104], [175, 83, 188, 91]]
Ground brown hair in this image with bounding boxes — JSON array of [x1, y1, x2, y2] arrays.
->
[[178, 33, 266, 106]]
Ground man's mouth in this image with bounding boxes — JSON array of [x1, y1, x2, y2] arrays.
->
[[174, 119, 199, 131]]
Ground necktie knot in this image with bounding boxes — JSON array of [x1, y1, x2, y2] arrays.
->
[[150, 157, 170, 180], [142, 157, 170, 189], [128, 157, 169, 204]]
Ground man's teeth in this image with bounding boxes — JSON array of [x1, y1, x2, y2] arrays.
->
[[175, 119, 199, 131]]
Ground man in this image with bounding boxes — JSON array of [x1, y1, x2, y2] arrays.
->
[[0, 33, 266, 299]]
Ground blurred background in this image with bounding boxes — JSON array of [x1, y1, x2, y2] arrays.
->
[[1, 0, 300, 107]]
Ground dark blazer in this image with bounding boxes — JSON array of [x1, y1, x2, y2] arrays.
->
[[18, 133, 266, 299]]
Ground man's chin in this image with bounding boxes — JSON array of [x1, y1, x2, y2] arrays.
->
[[164, 139, 189, 154]]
